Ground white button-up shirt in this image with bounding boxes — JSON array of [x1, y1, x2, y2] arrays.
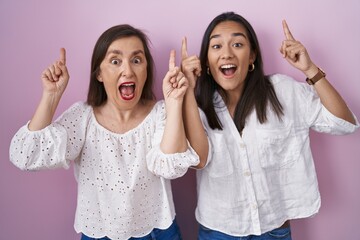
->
[[195, 74, 359, 236]]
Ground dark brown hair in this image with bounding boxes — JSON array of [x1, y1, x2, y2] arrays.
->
[[196, 12, 283, 134]]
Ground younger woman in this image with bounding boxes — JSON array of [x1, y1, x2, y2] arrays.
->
[[181, 12, 358, 239]]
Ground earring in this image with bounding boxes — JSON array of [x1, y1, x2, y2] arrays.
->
[[207, 67, 211, 75], [248, 63, 255, 72]]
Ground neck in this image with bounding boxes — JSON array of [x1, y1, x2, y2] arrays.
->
[[94, 100, 149, 134], [223, 90, 241, 118], [106, 99, 146, 121]]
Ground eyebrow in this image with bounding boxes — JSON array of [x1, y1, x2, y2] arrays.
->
[[210, 32, 247, 40], [106, 49, 145, 56]]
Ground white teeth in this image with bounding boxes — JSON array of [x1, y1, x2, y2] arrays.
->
[[122, 83, 134, 87], [220, 64, 236, 69]]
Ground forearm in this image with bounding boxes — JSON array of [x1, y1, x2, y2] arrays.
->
[[29, 92, 62, 131], [183, 90, 209, 168], [160, 99, 188, 154], [313, 78, 356, 124], [281, 21, 356, 125]]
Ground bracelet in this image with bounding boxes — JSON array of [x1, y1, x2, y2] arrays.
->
[[306, 67, 326, 85]]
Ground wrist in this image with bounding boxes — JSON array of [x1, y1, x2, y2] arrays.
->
[[41, 92, 62, 113], [305, 66, 326, 85], [304, 64, 319, 79], [165, 98, 183, 110], [185, 87, 195, 97]]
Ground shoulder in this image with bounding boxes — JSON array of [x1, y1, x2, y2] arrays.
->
[[268, 74, 318, 106], [152, 99, 165, 113], [138, 99, 164, 121], [69, 101, 92, 112], [268, 73, 298, 86], [147, 100, 166, 124], [268, 73, 311, 93], [56, 101, 93, 121]]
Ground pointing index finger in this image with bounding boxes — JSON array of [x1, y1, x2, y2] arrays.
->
[[60, 48, 66, 65], [282, 20, 295, 40], [169, 50, 176, 70], [181, 37, 188, 60]]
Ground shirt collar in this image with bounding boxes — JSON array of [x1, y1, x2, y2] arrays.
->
[[213, 91, 228, 113]]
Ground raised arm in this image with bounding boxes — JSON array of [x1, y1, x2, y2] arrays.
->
[[29, 48, 70, 130], [160, 50, 189, 154], [181, 37, 209, 168], [280, 20, 356, 124]]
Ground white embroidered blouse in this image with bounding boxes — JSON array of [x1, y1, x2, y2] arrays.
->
[[10, 100, 199, 239]]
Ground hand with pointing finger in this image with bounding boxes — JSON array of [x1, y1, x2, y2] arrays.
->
[[181, 37, 201, 90], [163, 50, 189, 101], [279, 20, 317, 74], [41, 48, 69, 96]]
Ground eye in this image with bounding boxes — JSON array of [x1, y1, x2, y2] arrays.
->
[[211, 44, 221, 49], [132, 57, 142, 64], [111, 59, 121, 65], [233, 42, 243, 48]]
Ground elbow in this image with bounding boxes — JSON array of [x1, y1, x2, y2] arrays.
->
[[339, 111, 357, 125], [193, 155, 208, 169], [347, 116, 357, 125], [10, 158, 30, 171], [151, 168, 187, 180]]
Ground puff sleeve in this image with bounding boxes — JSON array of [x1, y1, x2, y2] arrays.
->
[[146, 101, 199, 179], [9, 102, 91, 170]]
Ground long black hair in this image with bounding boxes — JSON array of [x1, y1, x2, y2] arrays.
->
[[195, 12, 283, 134]]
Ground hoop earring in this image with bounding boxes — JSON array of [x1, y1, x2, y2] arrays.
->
[[207, 67, 211, 75], [248, 63, 255, 72]]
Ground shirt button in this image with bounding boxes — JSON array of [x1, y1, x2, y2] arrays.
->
[[252, 204, 258, 210], [244, 171, 251, 177], [239, 143, 246, 148]]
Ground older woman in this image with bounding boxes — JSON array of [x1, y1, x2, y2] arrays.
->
[[10, 24, 198, 240]]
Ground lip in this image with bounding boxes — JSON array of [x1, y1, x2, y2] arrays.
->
[[219, 63, 237, 79], [119, 81, 136, 101]]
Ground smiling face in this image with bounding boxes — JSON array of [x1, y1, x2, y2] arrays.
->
[[207, 21, 255, 97], [97, 36, 147, 109]]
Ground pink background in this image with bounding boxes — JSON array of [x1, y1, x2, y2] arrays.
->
[[1, 1, 359, 239]]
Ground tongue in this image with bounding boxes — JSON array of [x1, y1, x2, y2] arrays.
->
[[223, 68, 235, 76], [120, 85, 135, 96]]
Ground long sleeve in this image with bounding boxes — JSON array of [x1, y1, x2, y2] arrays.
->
[[291, 75, 360, 134], [146, 101, 199, 179], [9, 102, 91, 171]]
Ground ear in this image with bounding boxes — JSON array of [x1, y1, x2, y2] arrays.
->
[[97, 72, 103, 82], [250, 51, 256, 65]]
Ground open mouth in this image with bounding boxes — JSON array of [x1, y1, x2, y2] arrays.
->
[[220, 64, 237, 76], [119, 82, 135, 100]]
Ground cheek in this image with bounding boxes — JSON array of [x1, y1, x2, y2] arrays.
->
[[243, 62, 252, 74], [207, 53, 215, 65], [135, 71, 147, 91], [138, 67, 148, 81], [143, 71, 148, 82], [207, 57, 217, 72]]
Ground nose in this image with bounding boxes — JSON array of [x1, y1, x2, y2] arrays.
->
[[221, 45, 234, 59], [120, 60, 134, 78]]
